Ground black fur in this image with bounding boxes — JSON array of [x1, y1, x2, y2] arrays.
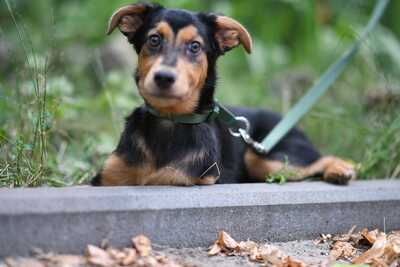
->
[[92, 4, 321, 185]]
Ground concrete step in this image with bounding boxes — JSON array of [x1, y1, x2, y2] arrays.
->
[[0, 180, 399, 257]]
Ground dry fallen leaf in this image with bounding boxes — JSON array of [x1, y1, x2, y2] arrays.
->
[[4, 258, 45, 267], [283, 256, 307, 267], [333, 225, 357, 242], [361, 228, 379, 245], [3, 235, 189, 267], [132, 235, 152, 257], [382, 232, 400, 265], [121, 248, 138, 266], [86, 244, 116, 267], [208, 231, 306, 267], [208, 231, 239, 256], [218, 231, 239, 251], [258, 244, 285, 265], [40, 254, 87, 266], [208, 242, 221, 256], [238, 240, 258, 256], [325, 228, 400, 266], [330, 241, 356, 260], [352, 233, 387, 264]]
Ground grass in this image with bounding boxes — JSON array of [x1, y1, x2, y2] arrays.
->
[[0, 0, 399, 187]]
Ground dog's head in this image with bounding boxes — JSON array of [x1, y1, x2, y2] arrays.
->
[[107, 3, 252, 114]]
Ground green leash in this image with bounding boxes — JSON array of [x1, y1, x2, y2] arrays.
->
[[145, 0, 389, 155], [256, 0, 390, 154]]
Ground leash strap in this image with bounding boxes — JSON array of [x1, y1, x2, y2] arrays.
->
[[257, 0, 390, 153]]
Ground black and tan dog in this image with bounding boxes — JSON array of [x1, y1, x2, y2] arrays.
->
[[92, 3, 356, 186]]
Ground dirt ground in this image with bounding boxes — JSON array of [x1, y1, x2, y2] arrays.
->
[[1, 240, 334, 267], [156, 240, 332, 267]]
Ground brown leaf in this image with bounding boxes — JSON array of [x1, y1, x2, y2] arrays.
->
[[333, 225, 357, 242], [208, 231, 305, 267], [382, 232, 400, 265], [4, 258, 45, 267], [238, 240, 258, 255], [258, 244, 286, 265], [218, 231, 239, 250], [208, 242, 222, 256], [41, 254, 87, 266], [86, 244, 116, 267], [353, 233, 387, 264], [361, 228, 379, 245], [132, 235, 152, 257], [121, 248, 138, 266], [283, 256, 307, 267], [133, 256, 159, 267], [108, 248, 127, 263], [330, 241, 356, 260]]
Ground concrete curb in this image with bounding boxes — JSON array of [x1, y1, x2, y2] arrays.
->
[[0, 180, 399, 257]]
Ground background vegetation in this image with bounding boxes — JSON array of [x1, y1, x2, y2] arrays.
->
[[0, 0, 399, 187]]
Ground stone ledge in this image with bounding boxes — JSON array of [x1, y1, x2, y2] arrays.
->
[[0, 180, 399, 257]]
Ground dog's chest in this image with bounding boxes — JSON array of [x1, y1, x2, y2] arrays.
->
[[135, 121, 221, 184]]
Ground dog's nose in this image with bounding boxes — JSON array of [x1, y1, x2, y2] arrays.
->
[[154, 71, 176, 89]]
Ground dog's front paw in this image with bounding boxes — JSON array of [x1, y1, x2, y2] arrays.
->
[[323, 159, 357, 185], [195, 176, 219, 185]]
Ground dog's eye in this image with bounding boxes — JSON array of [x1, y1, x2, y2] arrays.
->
[[188, 41, 201, 55], [148, 34, 162, 48]]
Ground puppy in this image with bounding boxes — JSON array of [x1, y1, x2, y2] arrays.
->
[[92, 3, 356, 186]]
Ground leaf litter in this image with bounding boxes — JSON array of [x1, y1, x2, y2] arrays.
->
[[4, 235, 191, 267], [2, 227, 399, 267], [316, 226, 400, 266], [208, 227, 399, 267], [208, 231, 307, 267]]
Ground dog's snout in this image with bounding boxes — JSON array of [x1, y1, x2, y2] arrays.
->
[[154, 71, 176, 89]]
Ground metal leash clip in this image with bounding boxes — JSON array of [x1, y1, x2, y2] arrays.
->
[[228, 116, 250, 137], [238, 128, 269, 155], [229, 117, 269, 155]]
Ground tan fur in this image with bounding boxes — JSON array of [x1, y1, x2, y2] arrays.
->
[[244, 150, 356, 183], [176, 25, 203, 46], [152, 21, 174, 42], [101, 154, 153, 186], [195, 176, 218, 185], [100, 154, 218, 186]]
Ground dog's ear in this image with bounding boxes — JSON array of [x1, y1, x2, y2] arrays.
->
[[107, 3, 159, 37], [213, 15, 252, 54]]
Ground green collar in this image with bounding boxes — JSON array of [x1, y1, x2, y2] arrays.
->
[[144, 101, 239, 126]]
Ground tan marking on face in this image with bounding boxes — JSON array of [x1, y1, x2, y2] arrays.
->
[[137, 51, 162, 97], [136, 23, 209, 115], [176, 25, 204, 46], [152, 21, 174, 42], [137, 21, 174, 94]]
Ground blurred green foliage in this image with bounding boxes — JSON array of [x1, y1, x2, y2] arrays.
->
[[0, 0, 399, 187]]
